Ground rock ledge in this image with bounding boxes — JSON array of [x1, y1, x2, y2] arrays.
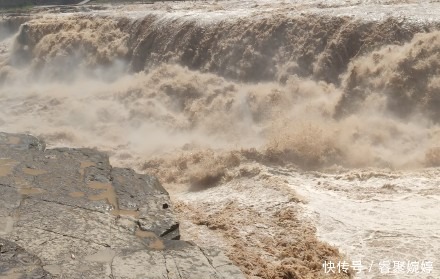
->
[[0, 132, 244, 279]]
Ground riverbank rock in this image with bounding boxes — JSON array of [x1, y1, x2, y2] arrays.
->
[[0, 132, 245, 279]]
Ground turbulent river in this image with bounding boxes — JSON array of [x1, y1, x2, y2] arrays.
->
[[0, 1, 439, 278]]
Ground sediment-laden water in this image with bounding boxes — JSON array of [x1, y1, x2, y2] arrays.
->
[[1, 1, 439, 278]]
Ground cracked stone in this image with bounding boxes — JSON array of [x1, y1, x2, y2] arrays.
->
[[0, 132, 244, 278], [0, 238, 52, 279]]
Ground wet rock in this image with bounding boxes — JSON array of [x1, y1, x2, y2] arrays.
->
[[0, 132, 244, 279], [0, 238, 52, 279], [0, 132, 45, 151]]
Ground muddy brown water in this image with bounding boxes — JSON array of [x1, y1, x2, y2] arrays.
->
[[0, 1, 440, 278]]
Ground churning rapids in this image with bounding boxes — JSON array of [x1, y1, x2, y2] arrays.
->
[[1, 0, 440, 278]]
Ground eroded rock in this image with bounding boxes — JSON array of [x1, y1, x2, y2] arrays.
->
[[0, 132, 244, 279], [0, 238, 52, 279]]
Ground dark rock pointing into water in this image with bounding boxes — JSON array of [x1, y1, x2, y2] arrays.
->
[[0, 132, 244, 279]]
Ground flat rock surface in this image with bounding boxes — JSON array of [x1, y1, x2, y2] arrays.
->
[[0, 132, 244, 279]]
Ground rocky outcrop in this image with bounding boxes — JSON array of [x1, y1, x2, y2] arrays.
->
[[0, 132, 244, 279], [0, 0, 30, 9], [0, 0, 84, 9]]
